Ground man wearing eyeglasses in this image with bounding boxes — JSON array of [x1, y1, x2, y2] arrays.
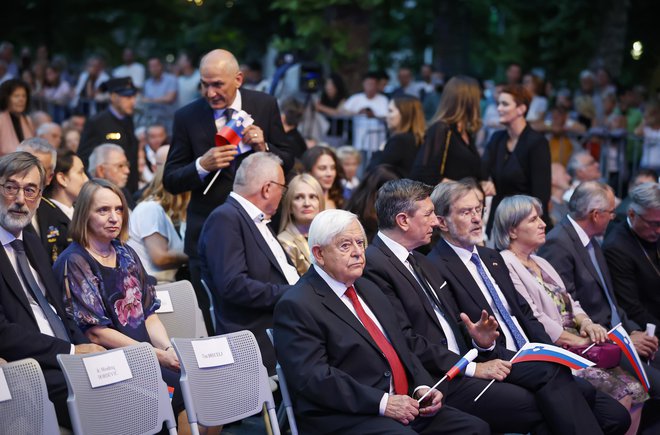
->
[[603, 182, 660, 338], [199, 152, 298, 374], [87, 143, 134, 209], [0, 152, 104, 428]]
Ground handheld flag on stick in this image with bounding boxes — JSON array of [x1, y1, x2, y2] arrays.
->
[[609, 324, 650, 391], [474, 342, 594, 402], [581, 323, 621, 355], [418, 349, 478, 403], [203, 110, 255, 195]]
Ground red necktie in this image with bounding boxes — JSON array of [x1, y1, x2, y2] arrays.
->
[[344, 286, 409, 395]]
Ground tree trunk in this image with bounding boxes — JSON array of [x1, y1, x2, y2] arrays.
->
[[591, 0, 630, 78], [326, 5, 371, 94]]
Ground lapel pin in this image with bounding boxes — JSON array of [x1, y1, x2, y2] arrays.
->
[[492, 262, 498, 266]]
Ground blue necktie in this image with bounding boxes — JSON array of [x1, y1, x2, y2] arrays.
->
[[470, 253, 526, 350], [10, 239, 70, 342], [587, 240, 622, 327]]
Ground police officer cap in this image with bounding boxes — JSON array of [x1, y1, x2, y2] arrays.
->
[[100, 77, 138, 96]]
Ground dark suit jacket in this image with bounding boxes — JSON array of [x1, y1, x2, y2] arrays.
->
[[78, 108, 139, 192], [0, 231, 87, 371], [163, 90, 294, 259], [34, 198, 71, 265], [483, 125, 552, 234], [273, 267, 434, 434], [538, 216, 640, 332], [428, 238, 551, 355], [363, 235, 464, 382], [367, 131, 417, 177], [603, 221, 660, 330], [199, 195, 292, 373]]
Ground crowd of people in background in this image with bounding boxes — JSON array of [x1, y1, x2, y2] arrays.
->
[[0, 38, 659, 434]]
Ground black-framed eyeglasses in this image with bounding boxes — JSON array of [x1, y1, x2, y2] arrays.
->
[[268, 180, 288, 194], [637, 213, 660, 229], [0, 182, 41, 200]]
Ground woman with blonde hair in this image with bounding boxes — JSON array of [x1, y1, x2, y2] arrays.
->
[[128, 145, 190, 283], [278, 173, 325, 275], [368, 95, 425, 177], [411, 75, 495, 195]]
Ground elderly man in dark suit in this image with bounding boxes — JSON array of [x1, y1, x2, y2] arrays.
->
[[364, 179, 548, 433], [274, 208, 489, 435], [0, 152, 104, 427], [426, 178, 631, 435], [199, 152, 299, 374], [164, 49, 293, 333], [603, 182, 660, 336]]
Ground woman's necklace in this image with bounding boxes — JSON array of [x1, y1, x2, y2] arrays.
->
[[88, 245, 114, 259]]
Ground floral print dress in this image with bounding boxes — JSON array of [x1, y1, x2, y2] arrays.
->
[[54, 240, 160, 341]]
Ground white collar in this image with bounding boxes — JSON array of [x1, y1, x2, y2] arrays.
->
[[0, 224, 22, 247], [230, 191, 268, 223], [444, 238, 479, 265], [377, 231, 411, 264], [215, 89, 243, 117], [49, 198, 75, 220], [567, 215, 591, 247], [314, 264, 353, 298]]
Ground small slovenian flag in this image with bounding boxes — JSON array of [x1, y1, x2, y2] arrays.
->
[[512, 342, 595, 370], [168, 386, 175, 403], [608, 324, 650, 391], [215, 110, 254, 146], [446, 349, 479, 380]]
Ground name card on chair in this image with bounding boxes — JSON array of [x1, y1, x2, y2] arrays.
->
[[155, 290, 174, 313], [191, 337, 235, 368], [0, 369, 11, 402], [83, 350, 133, 388]]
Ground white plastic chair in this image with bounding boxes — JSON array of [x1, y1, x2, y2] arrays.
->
[[156, 280, 208, 338], [266, 328, 299, 435], [0, 358, 59, 435], [200, 279, 217, 333], [57, 343, 177, 435], [171, 330, 280, 435]]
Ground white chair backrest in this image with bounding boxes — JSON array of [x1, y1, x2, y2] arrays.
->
[[156, 280, 208, 339], [57, 343, 177, 435], [171, 330, 279, 433], [0, 358, 59, 435]]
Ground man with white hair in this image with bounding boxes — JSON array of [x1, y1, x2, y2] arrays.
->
[[36, 122, 62, 149], [274, 208, 488, 434], [88, 143, 134, 208], [199, 152, 298, 374], [563, 151, 602, 202], [603, 182, 660, 333]]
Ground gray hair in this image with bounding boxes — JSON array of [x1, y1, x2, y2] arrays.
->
[[308, 209, 364, 265], [629, 182, 660, 215], [335, 146, 361, 163], [0, 151, 45, 187], [233, 152, 283, 195], [375, 179, 434, 229], [431, 178, 480, 217], [36, 122, 61, 137], [17, 137, 56, 172], [492, 195, 543, 250], [568, 181, 613, 220], [566, 151, 590, 178], [88, 143, 125, 176]]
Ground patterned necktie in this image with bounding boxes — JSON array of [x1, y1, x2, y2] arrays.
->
[[407, 254, 468, 354], [587, 240, 622, 327], [344, 286, 409, 395], [10, 239, 70, 342], [469, 253, 526, 349]]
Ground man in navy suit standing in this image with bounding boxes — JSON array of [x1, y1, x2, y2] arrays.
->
[[199, 152, 299, 374], [163, 49, 293, 332]]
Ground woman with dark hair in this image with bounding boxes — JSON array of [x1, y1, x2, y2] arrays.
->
[[315, 73, 348, 117], [39, 148, 88, 263], [345, 164, 401, 242], [368, 95, 426, 177], [301, 146, 345, 209], [411, 75, 495, 195], [0, 78, 35, 154], [483, 84, 551, 235]]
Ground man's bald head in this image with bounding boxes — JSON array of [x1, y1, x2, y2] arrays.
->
[[199, 49, 243, 110]]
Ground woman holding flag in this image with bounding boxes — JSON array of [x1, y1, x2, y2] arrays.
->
[[493, 195, 648, 435]]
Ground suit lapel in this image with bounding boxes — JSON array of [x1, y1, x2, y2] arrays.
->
[[307, 270, 383, 355], [561, 219, 606, 290], [372, 236, 444, 330], [0, 244, 36, 319], [228, 197, 288, 279]]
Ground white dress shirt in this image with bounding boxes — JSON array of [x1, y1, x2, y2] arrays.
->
[[49, 198, 75, 220], [230, 192, 299, 285], [445, 241, 529, 351]]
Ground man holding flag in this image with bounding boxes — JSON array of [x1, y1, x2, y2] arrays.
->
[[427, 179, 631, 434], [273, 209, 489, 434]]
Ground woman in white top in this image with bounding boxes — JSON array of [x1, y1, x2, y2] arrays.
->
[[128, 146, 190, 282], [523, 73, 548, 124]]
